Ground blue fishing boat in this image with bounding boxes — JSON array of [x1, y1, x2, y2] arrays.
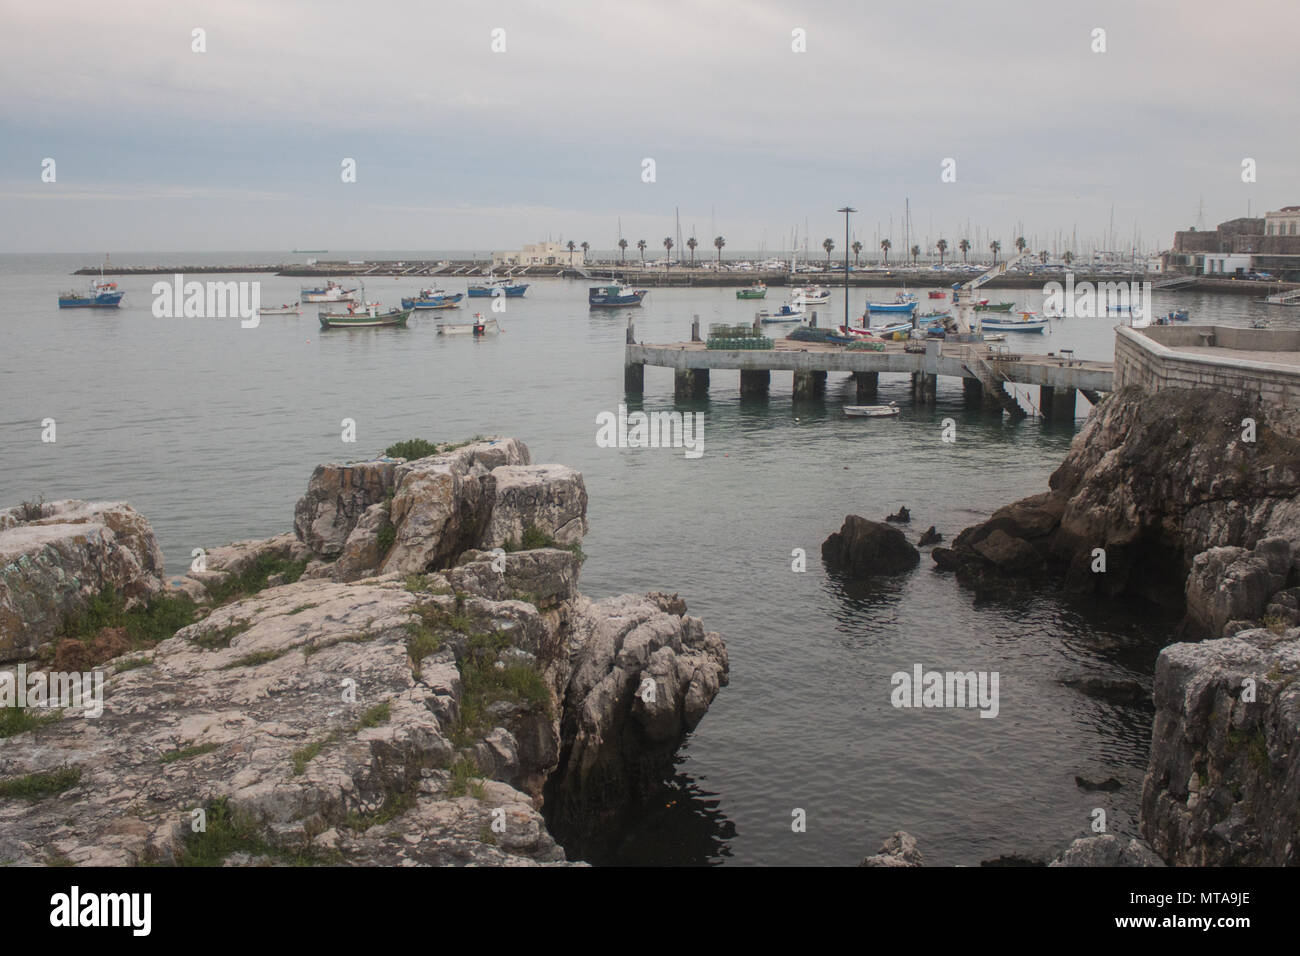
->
[[865, 294, 918, 315], [59, 279, 123, 309], [401, 286, 464, 310], [588, 283, 647, 308], [467, 278, 528, 298]]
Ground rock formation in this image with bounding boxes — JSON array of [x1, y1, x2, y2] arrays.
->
[[932, 386, 1300, 639], [859, 830, 924, 866], [822, 515, 921, 577], [0, 501, 165, 661], [0, 438, 726, 867], [1049, 835, 1165, 867]]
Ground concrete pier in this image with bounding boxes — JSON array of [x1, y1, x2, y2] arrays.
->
[[1040, 385, 1077, 422], [910, 372, 937, 404], [793, 370, 827, 399], [854, 371, 879, 402], [962, 377, 984, 405], [674, 368, 710, 399], [740, 369, 771, 396]]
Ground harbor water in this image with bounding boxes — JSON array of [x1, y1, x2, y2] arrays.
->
[[3, 253, 1291, 865]]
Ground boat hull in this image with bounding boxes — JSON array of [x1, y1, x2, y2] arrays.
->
[[318, 309, 411, 329], [844, 404, 900, 417], [402, 293, 464, 309], [589, 291, 647, 307], [866, 301, 917, 314], [979, 318, 1048, 333], [438, 318, 501, 336], [974, 302, 1015, 312], [58, 293, 123, 308], [467, 285, 527, 298]]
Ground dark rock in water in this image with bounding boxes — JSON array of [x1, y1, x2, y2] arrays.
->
[[822, 515, 920, 577], [859, 830, 923, 867], [1050, 835, 1165, 867], [1058, 674, 1150, 706], [885, 506, 910, 523], [918, 526, 943, 546], [1075, 775, 1123, 792], [980, 854, 1048, 867]]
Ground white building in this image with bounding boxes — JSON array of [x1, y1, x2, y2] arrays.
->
[[492, 240, 585, 268], [1202, 253, 1253, 275], [1265, 206, 1300, 237]]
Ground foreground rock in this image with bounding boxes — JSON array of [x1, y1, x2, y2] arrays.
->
[[0, 501, 165, 661], [1049, 835, 1165, 867], [1141, 625, 1300, 866], [859, 830, 924, 867], [932, 387, 1300, 639], [0, 439, 727, 866], [822, 515, 920, 577]]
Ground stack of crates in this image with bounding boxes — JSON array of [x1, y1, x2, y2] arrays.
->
[[706, 323, 773, 350]]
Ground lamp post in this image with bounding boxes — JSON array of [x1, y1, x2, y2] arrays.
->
[[837, 206, 856, 329]]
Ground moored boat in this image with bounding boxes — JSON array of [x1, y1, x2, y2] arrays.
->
[[758, 301, 806, 323], [844, 402, 900, 418], [973, 301, 1015, 312], [301, 281, 358, 303], [791, 284, 830, 304], [258, 301, 302, 315], [318, 303, 411, 329], [979, 313, 1048, 333], [928, 290, 946, 299], [589, 283, 647, 307], [402, 286, 464, 310], [865, 298, 918, 315], [58, 278, 124, 309], [467, 278, 528, 298], [737, 282, 767, 299], [438, 313, 501, 336]]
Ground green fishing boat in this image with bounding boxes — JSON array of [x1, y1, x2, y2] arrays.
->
[[974, 301, 1015, 312], [736, 282, 767, 300], [318, 305, 412, 329]]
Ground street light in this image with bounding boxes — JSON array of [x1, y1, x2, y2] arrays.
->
[[837, 206, 856, 329]]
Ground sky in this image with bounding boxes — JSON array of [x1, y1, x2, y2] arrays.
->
[[1, 0, 1297, 255]]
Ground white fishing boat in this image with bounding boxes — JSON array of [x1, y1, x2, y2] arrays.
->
[[301, 281, 358, 303], [258, 301, 302, 315], [980, 312, 1049, 333], [844, 402, 900, 418], [791, 284, 830, 305], [437, 313, 501, 336]]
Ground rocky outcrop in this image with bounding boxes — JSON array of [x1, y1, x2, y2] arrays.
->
[[1049, 835, 1165, 867], [0, 501, 165, 661], [860, 830, 924, 867], [0, 439, 727, 867], [932, 387, 1300, 637], [1140, 626, 1300, 866], [822, 515, 921, 577], [293, 460, 399, 558]]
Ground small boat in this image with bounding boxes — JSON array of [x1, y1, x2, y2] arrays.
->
[[301, 281, 358, 303], [736, 282, 767, 300], [865, 298, 918, 314], [467, 278, 528, 298], [791, 285, 830, 304], [980, 313, 1048, 333], [402, 286, 464, 309], [59, 278, 123, 309], [318, 303, 411, 329], [928, 290, 946, 299], [917, 310, 950, 321], [867, 319, 914, 338], [973, 301, 1015, 312], [844, 402, 900, 418], [258, 301, 302, 315], [1251, 317, 1271, 329], [1044, 306, 1065, 319], [982, 333, 1007, 342], [589, 283, 647, 307], [438, 313, 501, 336], [758, 301, 806, 323], [1168, 309, 1190, 321]]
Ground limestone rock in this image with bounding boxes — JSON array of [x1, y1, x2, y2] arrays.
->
[[481, 465, 589, 549], [860, 830, 924, 867], [0, 501, 165, 661], [821, 515, 920, 577], [1049, 835, 1165, 867], [293, 460, 399, 558], [334, 503, 393, 583]]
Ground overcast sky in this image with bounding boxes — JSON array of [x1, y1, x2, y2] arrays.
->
[[2, 0, 1296, 254]]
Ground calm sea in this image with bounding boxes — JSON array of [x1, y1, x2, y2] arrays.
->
[[2, 252, 1288, 865]]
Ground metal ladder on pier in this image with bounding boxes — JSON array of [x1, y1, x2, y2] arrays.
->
[[962, 346, 1027, 419]]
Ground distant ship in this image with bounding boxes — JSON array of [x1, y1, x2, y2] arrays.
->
[[293, 249, 328, 253], [467, 278, 528, 298]]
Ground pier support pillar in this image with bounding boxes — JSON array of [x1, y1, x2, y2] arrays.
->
[[674, 368, 709, 399], [854, 371, 879, 403], [793, 370, 827, 400], [910, 372, 937, 405], [691, 314, 701, 342], [624, 361, 644, 394], [962, 377, 983, 405], [981, 381, 1005, 413], [1041, 385, 1076, 423], [740, 369, 770, 398]]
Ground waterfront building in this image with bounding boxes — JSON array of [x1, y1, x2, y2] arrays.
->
[[492, 240, 585, 268]]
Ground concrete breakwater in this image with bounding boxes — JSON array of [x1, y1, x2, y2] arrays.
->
[[0, 438, 728, 865]]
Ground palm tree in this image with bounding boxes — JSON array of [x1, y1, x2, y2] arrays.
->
[[851, 240, 863, 266], [958, 238, 970, 264], [822, 238, 835, 267], [714, 235, 725, 267], [663, 237, 673, 268], [1014, 236, 1027, 256], [880, 238, 891, 265], [1063, 250, 1074, 267], [637, 239, 647, 265], [618, 238, 628, 262], [580, 241, 590, 264], [936, 238, 948, 267], [989, 240, 1001, 265], [1038, 250, 1049, 265], [687, 236, 698, 266], [910, 245, 920, 267], [566, 240, 576, 266]]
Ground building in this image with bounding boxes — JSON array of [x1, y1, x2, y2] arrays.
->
[[1166, 208, 1300, 279], [1265, 206, 1300, 237], [492, 241, 584, 268]]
